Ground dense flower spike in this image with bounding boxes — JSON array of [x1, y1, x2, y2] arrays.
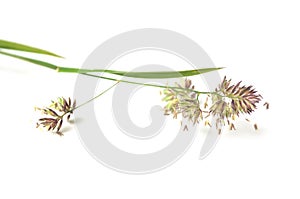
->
[[209, 76, 263, 132], [35, 97, 76, 136]]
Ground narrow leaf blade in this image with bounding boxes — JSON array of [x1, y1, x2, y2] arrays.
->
[[0, 50, 223, 79], [107, 68, 223, 78], [0, 50, 58, 70], [58, 67, 224, 78], [0, 39, 63, 58]]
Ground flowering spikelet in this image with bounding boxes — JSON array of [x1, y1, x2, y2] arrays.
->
[[210, 76, 262, 131], [162, 87, 179, 119], [162, 79, 202, 124], [35, 97, 76, 136]]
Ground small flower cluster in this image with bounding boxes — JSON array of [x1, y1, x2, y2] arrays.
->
[[162, 79, 202, 125], [35, 97, 76, 136], [162, 77, 265, 133]]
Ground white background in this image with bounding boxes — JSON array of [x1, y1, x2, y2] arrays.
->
[[0, 0, 299, 198]]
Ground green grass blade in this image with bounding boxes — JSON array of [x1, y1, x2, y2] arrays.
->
[[0, 50, 58, 70], [104, 68, 223, 78], [0, 39, 63, 58], [57, 67, 223, 78], [0, 50, 223, 78], [59, 67, 222, 79]]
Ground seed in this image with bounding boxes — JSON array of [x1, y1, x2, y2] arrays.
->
[[229, 123, 236, 130], [183, 125, 188, 131], [254, 124, 258, 130], [263, 102, 269, 109]]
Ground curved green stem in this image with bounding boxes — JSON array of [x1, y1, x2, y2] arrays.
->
[[81, 73, 223, 97], [61, 81, 120, 117], [74, 81, 120, 112]]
